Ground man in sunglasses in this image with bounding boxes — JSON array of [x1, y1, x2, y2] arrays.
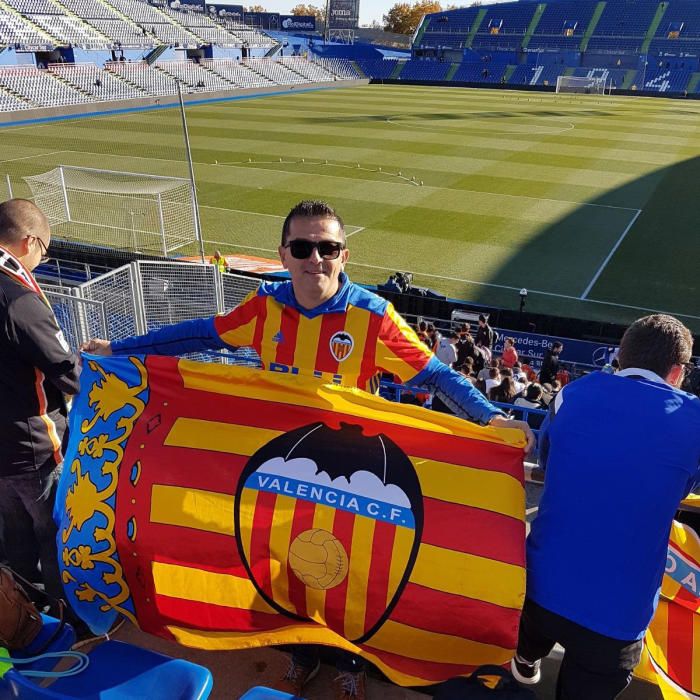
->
[[83, 199, 534, 698], [0, 199, 79, 615]]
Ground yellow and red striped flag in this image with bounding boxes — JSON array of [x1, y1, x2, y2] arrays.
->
[[635, 510, 700, 699], [57, 355, 527, 686]]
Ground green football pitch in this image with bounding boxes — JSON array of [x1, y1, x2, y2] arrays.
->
[[1, 84, 699, 330]]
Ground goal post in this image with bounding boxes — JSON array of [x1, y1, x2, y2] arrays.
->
[[24, 166, 198, 256], [555, 75, 607, 94]]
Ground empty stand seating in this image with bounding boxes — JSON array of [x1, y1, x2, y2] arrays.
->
[[641, 66, 691, 91], [399, 60, 451, 81], [244, 57, 308, 85], [315, 58, 360, 79], [218, 19, 275, 47], [29, 13, 109, 46], [655, 0, 700, 37], [203, 58, 272, 88], [0, 10, 52, 46], [594, 0, 660, 38], [155, 60, 232, 91], [355, 59, 398, 79], [0, 86, 31, 109], [0, 65, 92, 106], [279, 57, 336, 82], [160, 7, 242, 46], [49, 62, 144, 99], [105, 60, 175, 96], [451, 61, 507, 83]]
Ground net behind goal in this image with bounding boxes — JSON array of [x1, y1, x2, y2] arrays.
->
[[24, 166, 197, 255], [555, 75, 607, 94]]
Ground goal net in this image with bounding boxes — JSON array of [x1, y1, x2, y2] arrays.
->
[[555, 75, 607, 94], [24, 166, 197, 255]]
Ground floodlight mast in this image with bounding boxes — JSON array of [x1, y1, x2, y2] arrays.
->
[[177, 80, 205, 264]]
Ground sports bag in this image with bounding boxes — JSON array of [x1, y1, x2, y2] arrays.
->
[[434, 665, 537, 699], [0, 567, 42, 650]]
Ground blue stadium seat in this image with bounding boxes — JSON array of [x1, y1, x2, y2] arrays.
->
[[355, 59, 398, 79], [0, 640, 213, 700], [240, 689, 296, 700], [398, 60, 451, 81]]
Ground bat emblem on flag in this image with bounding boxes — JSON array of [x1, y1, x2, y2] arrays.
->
[[235, 421, 423, 642], [329, 331, 354, 362]]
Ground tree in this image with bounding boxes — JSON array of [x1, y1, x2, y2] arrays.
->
[[246, 5, 266, 11], [383, 0, 442, 34], [290, 3, 325, 23]]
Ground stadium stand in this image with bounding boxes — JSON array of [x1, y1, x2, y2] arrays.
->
[[279, 56, 338, 82], [49, 61, 145, 99], [355, 59, 399, 80], [655, 0, 700, 37], [203, 58, 273, 88], [217, 19, 275, 48], [85, 18, 152, 45], [56, 0, 120, 20], [417, 7, 482, 51], [101, 0, 199, 46], [159, 6, 242, 47], [155, 59, 232, 91], [3, 0, 61, 14], [0, 85, 31, 109], [0, 8, 53, 47], [315, 58, 360, 79], [594, 0, 660, 38], [105, 60, 175, 96], [470, 2, 535, 52], [243, 57, 308, 85], [27, 13, 109, 47], [451, 60, 508, 84], [642, 66, 692, 91], [0, 65, 92, 105], [399, 59, 451, 81]]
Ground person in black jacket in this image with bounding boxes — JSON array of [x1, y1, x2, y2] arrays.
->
[[0, 199, 79, 603], [475, 313, 495, 352], [539, 341, 563, 385]]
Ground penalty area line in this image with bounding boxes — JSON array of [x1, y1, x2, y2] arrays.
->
[[580, 208, 642, 300]]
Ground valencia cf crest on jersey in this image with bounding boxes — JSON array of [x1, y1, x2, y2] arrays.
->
[[329, 331, 354, 362]]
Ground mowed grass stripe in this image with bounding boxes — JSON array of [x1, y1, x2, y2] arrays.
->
[[8, 126, 645, 190]]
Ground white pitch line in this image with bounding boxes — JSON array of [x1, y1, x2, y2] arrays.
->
[[200, 204, 285, 219], [346, 226, 365, 238], [200, 238, 700, 321], [0, 150, 66, 164], [580, 208, 642, 299]]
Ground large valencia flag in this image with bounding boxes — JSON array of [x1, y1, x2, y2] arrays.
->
[[635, 513, 700, 699], [55, 355, 526, 686]]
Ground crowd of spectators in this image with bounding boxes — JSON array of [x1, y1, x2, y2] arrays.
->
[[413, 316, 567, 426]]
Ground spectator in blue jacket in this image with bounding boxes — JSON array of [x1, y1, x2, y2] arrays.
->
[[511, 314, 700, 700]]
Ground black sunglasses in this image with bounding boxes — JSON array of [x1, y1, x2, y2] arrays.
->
[[28, 235, 50, 263], [284, 239, 345, 260]]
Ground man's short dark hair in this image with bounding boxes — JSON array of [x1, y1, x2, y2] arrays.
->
[[617, 314, 693, 379], [478, 314, 487, 323], [281, 200, 345, 246], [0, 199, 48, 246]]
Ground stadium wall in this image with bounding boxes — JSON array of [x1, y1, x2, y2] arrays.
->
[[0, 79, 369, 127]]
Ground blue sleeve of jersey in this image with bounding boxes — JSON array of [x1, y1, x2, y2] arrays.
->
[[110, 317, 228, 356], [410, 356, 505, 426]]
